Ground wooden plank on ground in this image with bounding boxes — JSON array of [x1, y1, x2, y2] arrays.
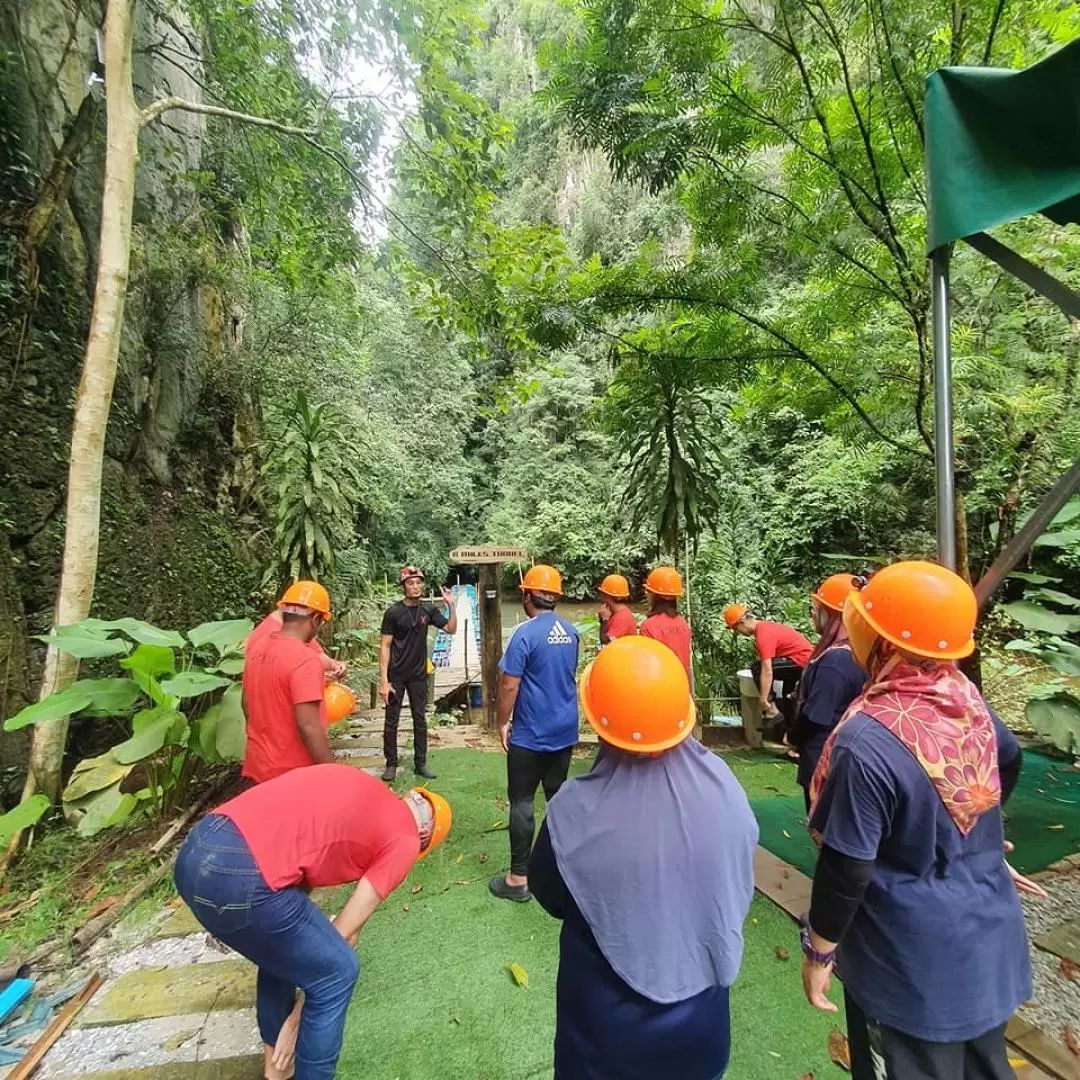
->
[[1033, 918, 1080, 966], [1007, 1016, 1080, 1080], [752, 846, 812, 919], [52, 1057, 262, 1080]]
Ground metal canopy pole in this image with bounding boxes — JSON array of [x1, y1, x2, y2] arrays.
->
[[931, 245, 957, 570]]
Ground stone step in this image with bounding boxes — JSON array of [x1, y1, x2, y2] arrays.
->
[[41, 1010, 260, 1079], [52, 1058, 261, 1080], [78, 961, 255, 1027], [1032, 917, 1080, 965]]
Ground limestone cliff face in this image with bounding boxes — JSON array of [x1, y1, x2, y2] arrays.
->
[[0, 0, 261, 751]]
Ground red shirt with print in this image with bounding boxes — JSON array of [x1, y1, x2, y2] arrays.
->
[[754, 621, 813, 667], [241, 631, 328, 783], [640, 613, 692, 678], [219, 764, 419, 896]]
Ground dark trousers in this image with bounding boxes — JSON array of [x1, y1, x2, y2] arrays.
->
[[175, 815, 359, 1080], [751, 657, 804, 738], [383, 675, 428, 767], [508, 743, 572, 875], [846, 990, 1014, 1080]]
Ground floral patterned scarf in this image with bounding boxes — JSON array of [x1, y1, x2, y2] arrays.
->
[[808, 644, 1000, 836]]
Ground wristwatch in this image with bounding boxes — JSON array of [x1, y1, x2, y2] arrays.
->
[[800, 925, 836, 966]]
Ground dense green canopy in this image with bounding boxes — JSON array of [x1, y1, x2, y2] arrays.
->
[[926, 38, 1080, 251]]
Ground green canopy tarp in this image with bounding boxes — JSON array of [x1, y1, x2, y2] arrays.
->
[[925, 37, 1080, 252]]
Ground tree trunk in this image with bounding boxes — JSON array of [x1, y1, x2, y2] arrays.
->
[[22, 0, 140, 803]]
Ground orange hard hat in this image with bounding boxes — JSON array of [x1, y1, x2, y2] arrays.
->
[[645, 566, 683, 598], [843, 560, 976, 665], [723, 603, 749, 628], [520, 564, 563, 596], [324, 683, 356, 725], [578, 637, 694, 753], [598, 573, 630, 600], [812, 574, 861, 613], [412, 788, 452, 860], [277, 580, 331, 617]]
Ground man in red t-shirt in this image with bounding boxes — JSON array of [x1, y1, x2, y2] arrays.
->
[[247, 581, 347, 680], [175, 765, 451, 1080], [724, 604, 812, 728], [597, 573, 637, 646], [242, 583, 337, 784]]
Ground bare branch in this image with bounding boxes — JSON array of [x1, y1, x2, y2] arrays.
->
[[139, 96, 317, 134]]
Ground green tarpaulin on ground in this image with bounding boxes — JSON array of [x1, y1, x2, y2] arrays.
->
[[925, 38, 1080, 252], [752, 750, 1080, 879]]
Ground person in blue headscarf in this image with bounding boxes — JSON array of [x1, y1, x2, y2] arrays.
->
[[529, 636, 758, 1080]]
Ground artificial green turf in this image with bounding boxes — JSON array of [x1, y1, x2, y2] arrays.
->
[[335, 748, 847, 1080]]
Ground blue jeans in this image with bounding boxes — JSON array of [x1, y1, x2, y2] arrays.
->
[[174, 815, 359, 1080]]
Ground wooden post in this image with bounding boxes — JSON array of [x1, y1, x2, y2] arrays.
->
[[478, 563, 502, 730]]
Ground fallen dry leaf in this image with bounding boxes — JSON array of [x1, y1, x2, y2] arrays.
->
[[1061, 958, 1080, 982], [1065, 1025, 1080, 1058], [796, 1074, 814, 1079], [1047, 823, 1065, 830], [455, 854, 463, 864], [478, 852, 489, 864], [507, 962, 529, 988], [80, 883, 102, 905], [775, 946, 790, 962], [451, 1016, 460, 1026], [402, 903, 410, 912], [782, 830, 792, 839], [161, 1029, 198, 1052], [84, 896, 117, 921], [828, 1028, 851, 1071], [411, 883, 423, 894]]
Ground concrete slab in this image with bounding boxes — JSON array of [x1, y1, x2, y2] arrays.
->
[[1033, 918, 1080, 965], [40, 1009, 260, 1078], [50, 1058, 262, 1080], [78, 961, 255, 1027], [156, 905, 202, 939]]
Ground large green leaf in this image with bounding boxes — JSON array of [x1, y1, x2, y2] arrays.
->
[[35, 633, 130, 659], [76, 678, 143, 718], [187, 619, 254, 656], [159, 671, 232, 698], [69, 782, 135, 838], [5, 684, 96, 731], [1041, 641, 1080, 678], [113, 710, 183, 764], [216, 657, 246, 676], [1026, 588, 1080, 609], [62, 752, 134, 803], [1026, 693, 1080, 756], [1007, 571, 1062, 585], [1034, 530, 1080, 548], [82, 619, 185, 648], [194, 709, 223, 764], [0, 795, 51, 842], [1001, 601, 1080, 636], [120, 644, 177, 680], [214, 684, 247, 761]]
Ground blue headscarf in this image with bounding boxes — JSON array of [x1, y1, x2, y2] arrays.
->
[[546, 738, 758, 1004]]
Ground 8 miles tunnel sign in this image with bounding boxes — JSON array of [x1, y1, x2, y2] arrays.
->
[[449, 546, 527, 564]]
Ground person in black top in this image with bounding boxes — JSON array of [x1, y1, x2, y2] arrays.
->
[[379, 566, 457, 781]]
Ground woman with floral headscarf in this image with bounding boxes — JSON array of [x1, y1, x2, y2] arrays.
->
[[799, 561, 1040, 1080]]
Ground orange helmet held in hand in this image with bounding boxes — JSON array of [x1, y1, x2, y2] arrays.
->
[[520, 564, 564, 596], [578, 637, 695, 754], [411, 788, 452, 860], [324, 683, 356, 725], [598, 574, 630, 600], [723, 603, 749, 628], [812, 574, 861, 614], [843, 560, 976, 667], [645, 566, 683, 598], [277, 580, 331, 617]]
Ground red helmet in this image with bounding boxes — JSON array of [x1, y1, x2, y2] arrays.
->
[[400, 566, 425, 585]]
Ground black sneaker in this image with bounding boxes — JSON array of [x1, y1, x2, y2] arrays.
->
[[381, 765, 396, 782], [414, 763, 437, 780], [489, 874, 532, 903]]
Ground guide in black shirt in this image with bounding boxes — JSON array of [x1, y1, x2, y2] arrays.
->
[[379, 566, 457, 782]]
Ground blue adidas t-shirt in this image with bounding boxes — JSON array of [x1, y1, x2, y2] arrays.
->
[[809, 708, 1031, 1042], [499, 611, 580, 752]]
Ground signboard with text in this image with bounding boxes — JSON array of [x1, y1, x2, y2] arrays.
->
[[449, 546, 528, 565]]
